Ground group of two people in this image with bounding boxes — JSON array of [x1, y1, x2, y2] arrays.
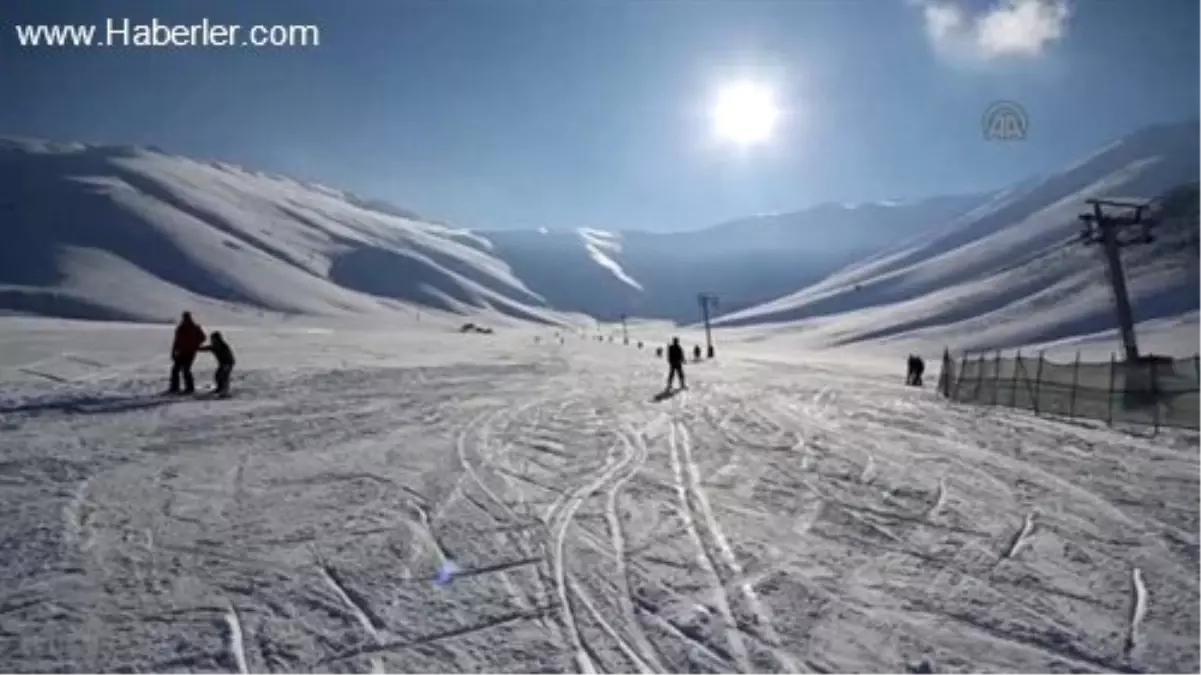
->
[[169, 312, 236, 396]]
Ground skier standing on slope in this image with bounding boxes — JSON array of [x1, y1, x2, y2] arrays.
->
[[198, 331, 236, 396], [905, 354, 926, 386], [665, 337, 686, 391], [169, 311, 206, 394]]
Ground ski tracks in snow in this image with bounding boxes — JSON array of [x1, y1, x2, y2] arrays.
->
[[1, 330, 1197, 673], [604, 424, 669, 674], [441, 377, 674, 673], [222, 599, 250, 675], [663, 391, 801, 673], [544, 428, 637, 674], [316, 556, 389, 673]]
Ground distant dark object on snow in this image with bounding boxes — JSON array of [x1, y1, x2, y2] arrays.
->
[[459, 322, 493, 334], [905, 658, 935, 674], [906, 354, 925, 387]]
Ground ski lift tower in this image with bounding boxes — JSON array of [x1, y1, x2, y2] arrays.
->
[[698, 293, 719, 358], [1077, 197, 1158, 363]]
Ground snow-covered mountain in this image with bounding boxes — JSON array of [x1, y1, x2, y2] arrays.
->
[[0, 134, 993, 327], [482, 194, 990, 322], [715, 120, 1200, 354], [2, 120, 1197, 357], [0, 138, 566, 326]]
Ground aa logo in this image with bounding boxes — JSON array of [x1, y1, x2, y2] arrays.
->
[[983, 100, 1028, 141]]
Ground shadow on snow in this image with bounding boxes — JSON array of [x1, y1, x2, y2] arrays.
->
[[1, 392, 193, 415], [651, 387, 685, 403]]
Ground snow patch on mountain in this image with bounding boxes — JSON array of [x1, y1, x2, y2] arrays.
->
[[578, 227, 644, 291]]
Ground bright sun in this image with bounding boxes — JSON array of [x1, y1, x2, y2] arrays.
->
[[711, 81, 781, 147]]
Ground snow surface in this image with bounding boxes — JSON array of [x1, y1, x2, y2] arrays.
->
[[2, 319, 1197, 673]]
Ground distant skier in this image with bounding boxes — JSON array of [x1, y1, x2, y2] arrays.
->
[[666, 337, 686, 391], [198, 331, 236, 396], [168, 311, 206, 394], [906, 354, 925, 387], [693, 345, 702, 361]]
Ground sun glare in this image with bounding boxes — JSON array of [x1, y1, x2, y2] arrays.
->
[[711, 81, 781, 147]]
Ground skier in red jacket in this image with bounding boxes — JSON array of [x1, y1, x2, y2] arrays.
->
[[169, 311, 206, 394]]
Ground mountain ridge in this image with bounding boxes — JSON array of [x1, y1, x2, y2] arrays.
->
[[1, 119, 1196, 356]]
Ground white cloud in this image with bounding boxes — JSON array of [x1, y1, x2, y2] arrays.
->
[[911, 0, 1071, 62]]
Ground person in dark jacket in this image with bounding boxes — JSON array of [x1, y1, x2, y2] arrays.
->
[[198, 331, 236, 395], [905, 354, 926, 386], [169, 311, 206, 394], [693, 345, 702, 361], [666, 337, 686, 391]]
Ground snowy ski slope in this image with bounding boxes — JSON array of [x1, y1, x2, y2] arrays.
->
[[1, 320, 1196, 673]]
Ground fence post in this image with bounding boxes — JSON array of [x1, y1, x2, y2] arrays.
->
[[973, 351, 987, 402], [1151, 357, 1161, 435], [991, 350, 1002, 406], [1068, 350, 1081, 419], [1107, 352, 1116, 427], [1010, 350, 1022, 408], [972, 349, 984, 402], [938, 347, 952, 397], [952, 350, 969, 400], [1033, 351, 1045, 415]]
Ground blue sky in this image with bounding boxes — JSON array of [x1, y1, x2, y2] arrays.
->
[[3, 0, 1197, 232]]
